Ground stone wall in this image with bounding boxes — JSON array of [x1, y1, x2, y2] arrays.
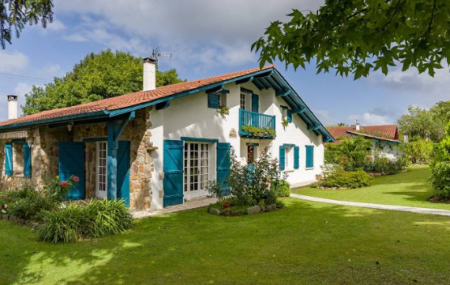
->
[[0, 107, 154, 211]]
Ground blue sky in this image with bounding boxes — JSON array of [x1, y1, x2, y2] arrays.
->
[[1, 0, 449, 125]]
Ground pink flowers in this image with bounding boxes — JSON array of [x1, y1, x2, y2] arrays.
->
[[72, 176, 80, 183], [3, 195, 8, 200], [61, 181, 68, 188]]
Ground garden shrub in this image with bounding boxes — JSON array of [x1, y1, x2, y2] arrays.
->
[[271, 180, 290, 197], [400, 138, 434, 164], [430, 123, 450, 201], [38, 199, 133, 243], [206, 149, 286, 208], [312, 168, 372, 189], [45, 175, 80, 203], [1, 185, 53, 220]]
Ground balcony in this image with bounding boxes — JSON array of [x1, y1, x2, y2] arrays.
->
[[239, 109, 276, 139]]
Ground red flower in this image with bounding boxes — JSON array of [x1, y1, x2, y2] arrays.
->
[[61, 181, 68, 188], [366, 156, 371, 162], [72, 176, 80, 183], [342, 157, 348, 162]]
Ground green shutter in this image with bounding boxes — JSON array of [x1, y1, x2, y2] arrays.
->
[[294, 146, 299, 169], [217, 143, 231, 196], [306, 145, 314, 168], [287, 110, 293, 123], [23, 142, 31, 178], [208, 92, 219, 108], [279, 146, 285, 170], [163, 140, 184, 207], [4, 143, 13, 176]]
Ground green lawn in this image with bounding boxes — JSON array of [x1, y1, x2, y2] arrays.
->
[[293, 165, 450, 210], [2, 198, 450, 284]]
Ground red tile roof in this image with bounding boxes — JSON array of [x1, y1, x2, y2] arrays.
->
[[327, 125, 399, 141], [346, 131, 401, 143], [0, 65, 274, 128]]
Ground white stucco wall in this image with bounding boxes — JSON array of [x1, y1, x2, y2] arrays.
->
[[149, 81, 325, 209], [371, 140, 403, 160]]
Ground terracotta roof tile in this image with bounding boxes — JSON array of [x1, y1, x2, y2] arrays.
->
[[327, 125, 399, 141], [0, 65, 274, 128]]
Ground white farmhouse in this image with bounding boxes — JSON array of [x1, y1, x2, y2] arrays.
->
[[0, 60, 334, 211]]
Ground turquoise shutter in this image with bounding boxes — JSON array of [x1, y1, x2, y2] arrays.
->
[[117, 141, 130, 207], [23, 142, 31, 178], [216, 143, 231, 196], [294, 146, 299, 169], [4, 143, 13, 176], [163, 140, 184, 206], [306, 146, 314, 168], [251, 94, 259, 113], [208, 93, 219, 108], [287, 110, 293, 123], [279, 146, 285, 170], [59, 142, 85, 200]]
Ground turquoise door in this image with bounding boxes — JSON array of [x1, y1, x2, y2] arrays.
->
[[117, 141, 130, 207], [59, 142, 85, 200], [163, 140, 184, 206], [216, 143, 230, 196]]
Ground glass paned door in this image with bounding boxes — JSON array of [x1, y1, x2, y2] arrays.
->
[[184, 143, 210, 199], [96, 142, 107, 199]]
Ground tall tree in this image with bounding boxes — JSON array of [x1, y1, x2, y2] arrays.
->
[[398, 105, 445, 142], [253, 0, 450, 79], [22, 50, 184, 115], [1, 0, 53, 48]]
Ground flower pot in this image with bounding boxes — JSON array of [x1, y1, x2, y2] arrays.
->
[[222, 202, 231, 209]]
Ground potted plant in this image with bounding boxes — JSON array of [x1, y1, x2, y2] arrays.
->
[[218, 106, 229, 116]]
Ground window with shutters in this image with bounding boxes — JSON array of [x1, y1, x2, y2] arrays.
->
[[306, 145, 314, 169], [285, 146, 293, 170], [4, 141, 31, 177], [218, 93, 227, 108]]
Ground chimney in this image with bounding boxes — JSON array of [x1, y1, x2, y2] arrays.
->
[[404, 134, 409, 143], [143, 57, 157, 91], [355, 119, 360, 131], [7, 95, 18, 120]]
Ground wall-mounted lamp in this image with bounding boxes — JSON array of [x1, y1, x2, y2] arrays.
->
[[67, 121, 74, 132]]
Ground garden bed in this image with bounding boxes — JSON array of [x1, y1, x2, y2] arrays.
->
[[208, 202, 282, 216]]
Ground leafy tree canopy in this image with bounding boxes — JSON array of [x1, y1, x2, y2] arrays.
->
[[253, 0, 450, 79], [397, 103, 450, 142], [22, 50, 184, 115], [1, 0, 53, 48]]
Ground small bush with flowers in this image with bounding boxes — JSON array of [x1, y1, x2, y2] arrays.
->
[[206, 149, 287, 215], [45, 175, 80, 203]]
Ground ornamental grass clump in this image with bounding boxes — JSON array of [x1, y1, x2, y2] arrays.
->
[[38, 199, 133, 243]]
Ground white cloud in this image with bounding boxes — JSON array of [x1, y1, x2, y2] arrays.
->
[[313, 109, 335, 126], [0, 51, 29, 73], [40, 64, 63, 78], [348, 112, 390, 125], [56, 0, 322, 70], [14, 82, 33, 96], [46, 19, 67, 31]]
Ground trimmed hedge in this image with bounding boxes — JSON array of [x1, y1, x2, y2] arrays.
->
[[312, 169, 372, 189]]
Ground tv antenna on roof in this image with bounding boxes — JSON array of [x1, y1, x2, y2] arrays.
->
[[152, 47, 172, 63]]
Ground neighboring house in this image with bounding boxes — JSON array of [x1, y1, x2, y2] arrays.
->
[[0, 60, 334, 211], [327, 123, 403, 160]]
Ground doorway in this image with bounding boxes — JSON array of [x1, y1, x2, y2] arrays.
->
[[183, 142, 211, 200]]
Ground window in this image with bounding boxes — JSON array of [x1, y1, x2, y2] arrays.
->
[[247, 144, 258, 164], [240, 92, 246, 110], [96, 142, 107, 198], [218, 93, 227, 108], [4, 141, 31, 177], [285, 146, 293, 170]]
